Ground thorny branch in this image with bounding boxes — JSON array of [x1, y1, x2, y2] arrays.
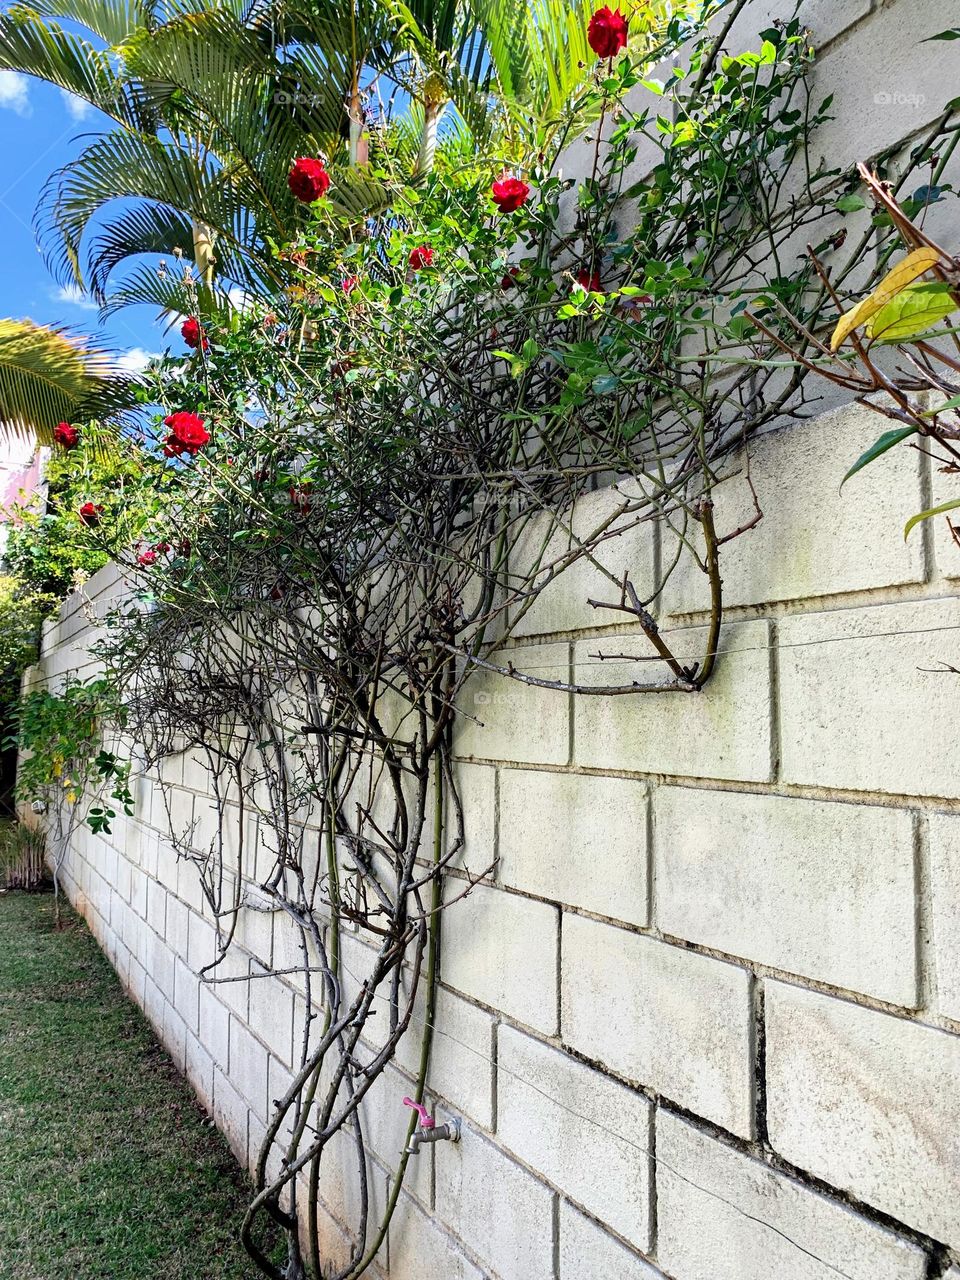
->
[[72, 14, 959, 1280]]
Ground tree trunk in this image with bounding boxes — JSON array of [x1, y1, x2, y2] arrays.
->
[[416, 100, 440, 177], [349, 83, 368, 167], [191, 219, 217, 289]]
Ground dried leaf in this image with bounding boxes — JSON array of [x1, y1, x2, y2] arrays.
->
[[829, 247, 941, 351]]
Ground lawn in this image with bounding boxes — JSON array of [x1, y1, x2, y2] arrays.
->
[[0, 891, 266, 1280]]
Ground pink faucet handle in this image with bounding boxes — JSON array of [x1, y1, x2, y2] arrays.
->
[[403, 1096, 435, 1129]]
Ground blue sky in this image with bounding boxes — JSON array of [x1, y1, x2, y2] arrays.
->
[[0, 69, 179, 369]]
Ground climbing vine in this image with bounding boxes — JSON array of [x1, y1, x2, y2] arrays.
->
[[22, 5, 959, 1277], [12, 677, 132, 921]]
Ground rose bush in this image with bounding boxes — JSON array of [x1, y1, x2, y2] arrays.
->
[[32, 12, 955, 1277]]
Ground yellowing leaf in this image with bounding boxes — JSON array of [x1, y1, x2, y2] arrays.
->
[[829, 247, 941, 351], [673, 120, 697, 145], [905, 496, 960, 539], [865, 282, 958, 342]]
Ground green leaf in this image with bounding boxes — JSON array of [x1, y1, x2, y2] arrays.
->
[[758, 39, 778, 64], [591, 372, 620, 394], [922, 393, 960, 415], [904, 497, 960, 539], [726, 316, 756, 340], [673, 120, 697, 145], [865, 283, 959, 343], [840, 427, 916, 489], [521, 338, 539, 363], [924, 27, 960, 40], [835, 194, 866, 213]]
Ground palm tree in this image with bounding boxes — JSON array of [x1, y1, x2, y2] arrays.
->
[[0, 0, 686, 322], [0, 0, 484, 314]]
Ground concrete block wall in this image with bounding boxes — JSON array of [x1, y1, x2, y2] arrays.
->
[[41, 407, 960, 1279], [26, 1, 960, 1275]]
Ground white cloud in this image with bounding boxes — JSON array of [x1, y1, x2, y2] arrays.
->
[[116, 347, 161, 374], [228, 286, 255, 313], [60, 89, 91, 121], [53, 284, 98, 311], [0, 71, 31, 117]]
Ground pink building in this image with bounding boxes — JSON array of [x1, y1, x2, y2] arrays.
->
[[0, 434, 46, 553]]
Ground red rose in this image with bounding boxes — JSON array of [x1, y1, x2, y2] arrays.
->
[[289, 484, 312, 516], [491, 177, 530, 213], [342, 275, 359, 294], [79, 502, 104, 526], [53, 421, 79, 449], [500, 266, 521, 290], [408, 245, 434, 271], [181, 316, 208, 350], [163, 411, 210, 457], [154, 541, 171, 553], [137, 549, 157, 566], [588, 6, 628, 58], [288, 157, 330, 203], [576, 268, 602, 292]]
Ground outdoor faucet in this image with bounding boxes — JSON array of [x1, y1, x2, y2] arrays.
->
[[402, 1097, 461, 1155]]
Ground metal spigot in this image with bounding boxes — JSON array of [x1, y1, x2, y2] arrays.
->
[[402, 1096, 462, 1155]]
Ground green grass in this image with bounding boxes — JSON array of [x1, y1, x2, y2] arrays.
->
[[0, 892, 266, 1280]]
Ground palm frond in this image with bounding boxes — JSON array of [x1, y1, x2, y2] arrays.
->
[[14, 0, 156, 45], [124, 12, 359, 223], [36, 129, 269, 296], [98, 264, 236, 323], [0, 320, 136, 445], [0, 9, 145, 127], [326, 163, 397, 219], [475, 0, 682, 152], [86, 200, 272, 299], [86, 202, 197, 298]]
